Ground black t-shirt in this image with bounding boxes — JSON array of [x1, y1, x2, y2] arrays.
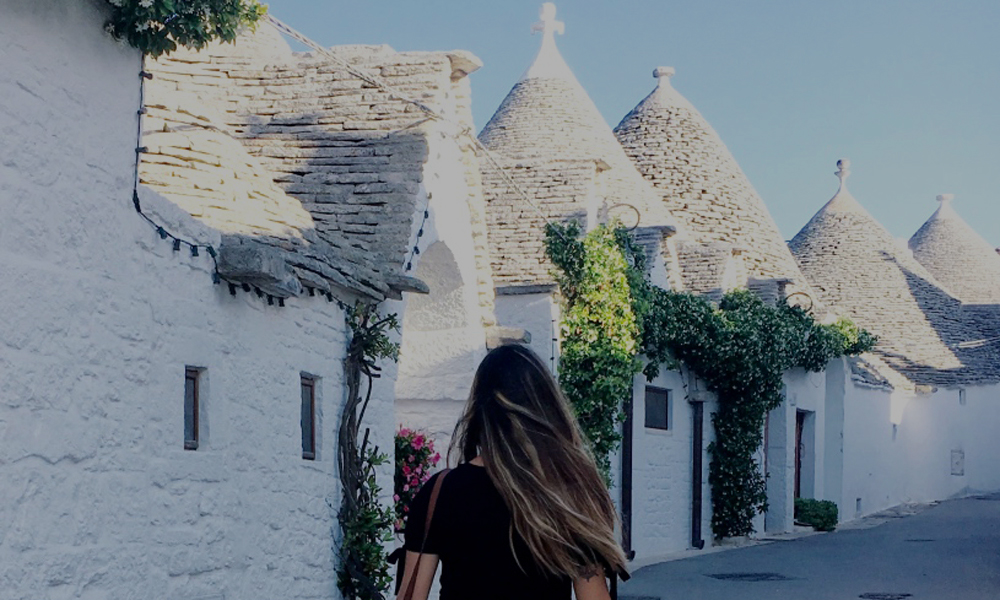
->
[[403, 463, 571, 600]]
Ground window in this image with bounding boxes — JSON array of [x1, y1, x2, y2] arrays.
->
[[184, 367, 201, 450], [301, 375, 317, 460], [644, 386, 671, 430]]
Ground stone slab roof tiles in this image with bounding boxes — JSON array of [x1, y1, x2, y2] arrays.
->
[[614, 67, 817, 305], [790, 161, 1000, 388], [478, 4, 673, 287], [142, 24, 487, 302], [909, 194, 1000, 305], [675, 241, 748, 300]]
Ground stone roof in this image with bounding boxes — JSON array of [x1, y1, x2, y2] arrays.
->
[[614, 67, 817, 305], [909, 194, 1000, 305], [478, 4, 673, 288], [789, 160, 1000, 388], [141, 24, 483, 301], [675, 241, 747, 300]]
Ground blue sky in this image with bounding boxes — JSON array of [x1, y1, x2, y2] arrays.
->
[[262, 0, 1000, 247]]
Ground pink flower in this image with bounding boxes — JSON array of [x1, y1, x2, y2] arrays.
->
[[407, 455, 414, 463], [399, 427, 411, 437], [403, 465, 411, 476], [393, 494, 400, 502], [431, 452, 441, 465], [410, 477, 420, 487], [415, 465, 423, 474], [413, 435, 424, 450], [403, 484, 409, 492]]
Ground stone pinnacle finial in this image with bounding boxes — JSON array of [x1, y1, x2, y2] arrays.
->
[[654, 66, 675, 87], [836, 158, 851, 185], [532, 3, 565, 37], [937, 193, 955, 204]]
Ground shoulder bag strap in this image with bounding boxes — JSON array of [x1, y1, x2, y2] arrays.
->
[[401, 468, 451, 600]]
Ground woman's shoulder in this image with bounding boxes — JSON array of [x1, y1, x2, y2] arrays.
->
[[433, 462, 491, 495]]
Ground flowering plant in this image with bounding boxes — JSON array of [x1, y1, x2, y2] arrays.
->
[[104, 0, 266, 57], [393, 427, 442, 533]]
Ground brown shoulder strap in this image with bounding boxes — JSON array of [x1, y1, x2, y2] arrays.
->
[[401, 468, 451, 600]]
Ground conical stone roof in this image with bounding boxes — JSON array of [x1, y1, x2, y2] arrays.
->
[[478, 3, 672, 287], [614, 67, 810, 294], [909, 194, 1000, 305], [790, 160, 999, 387]]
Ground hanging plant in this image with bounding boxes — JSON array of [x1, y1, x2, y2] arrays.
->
[[104, 0, 267, 57]]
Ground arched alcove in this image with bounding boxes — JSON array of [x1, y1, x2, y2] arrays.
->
[[395, 241, 482, 450], [402, 241, 468, 332]]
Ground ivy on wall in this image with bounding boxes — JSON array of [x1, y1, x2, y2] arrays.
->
[[545, 223, 876, 538], [545, 221, 640, 481], [337, 303, 400, 600], [104, 0, 266, 57]]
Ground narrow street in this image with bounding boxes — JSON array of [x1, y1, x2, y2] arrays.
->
[[621, 493, 1000, 600]]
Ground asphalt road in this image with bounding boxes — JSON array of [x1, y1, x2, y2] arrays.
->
[[620, 493, 1000, 600]]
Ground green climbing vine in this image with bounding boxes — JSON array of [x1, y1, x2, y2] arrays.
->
[[337, 303, 400, 600], [545, 222, 876, 538], [544, 221, 640, 481], [104, 0, 267, 57]]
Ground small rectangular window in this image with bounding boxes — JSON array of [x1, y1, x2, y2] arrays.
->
[[301, 376, 316, 460], [645, 386, 671, 430], [184, 367, 201, 450]]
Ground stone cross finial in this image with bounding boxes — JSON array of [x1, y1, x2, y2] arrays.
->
[[937, 193, 955, 204], [532, 3, 565, 37], [836, 158, 851, 184]]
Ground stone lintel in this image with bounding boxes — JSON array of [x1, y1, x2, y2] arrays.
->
[[218, 235, 302, 298], [387, 274, 431, 295], [485, 326, 532, 349], [495, 284, 557, 296]]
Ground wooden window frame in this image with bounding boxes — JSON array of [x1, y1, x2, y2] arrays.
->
[[644, 386, 672, 431], [301, 375, 317, 460], [184, 367, 200, 450]]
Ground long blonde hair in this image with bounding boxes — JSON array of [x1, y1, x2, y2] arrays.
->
[[449, 344, 627, 578]]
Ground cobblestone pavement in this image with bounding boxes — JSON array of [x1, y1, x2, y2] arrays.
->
[[620, 493, 1000, 600]]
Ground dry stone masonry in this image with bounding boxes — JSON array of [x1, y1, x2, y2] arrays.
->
[[614, 67, 819, 305], [144, 24, 494, 307], [478, 4, 675, 289], [790, 161, 1000, 388]]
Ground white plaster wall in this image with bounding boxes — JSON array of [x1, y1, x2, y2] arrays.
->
[[765, 367, 828, 532], [618, 368, 716, 559], [0, 3, 364, 597], [836, 372, 1000, 522], [393, 122, 491, 456], [493, 292, 560, 373]]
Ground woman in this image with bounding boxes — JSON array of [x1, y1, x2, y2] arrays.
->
[[398, 344, 627, 600]]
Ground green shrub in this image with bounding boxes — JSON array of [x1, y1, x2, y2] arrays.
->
[[795, 498, 838, 531]]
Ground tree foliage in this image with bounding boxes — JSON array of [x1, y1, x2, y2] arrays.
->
[[105, 0, 266, 57]]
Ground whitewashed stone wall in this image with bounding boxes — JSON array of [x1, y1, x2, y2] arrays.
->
[[0, 2, 366, 598], [493, 292, 560, 373], [618, 369, 716, 560], [765, 368, 828, 532], [826, 361, 1000, 522], [392, 68, 494, 456]]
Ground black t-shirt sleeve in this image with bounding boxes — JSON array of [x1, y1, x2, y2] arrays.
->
[[403, 471, 445, 554]]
